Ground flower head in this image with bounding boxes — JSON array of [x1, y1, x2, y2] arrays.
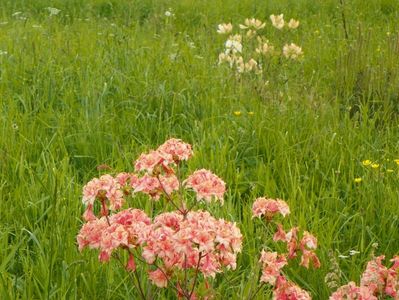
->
[[184, 169, 226, 204], [270, 14, 285, 30], [217, 23, 233, 34], [287, 19, 300, 29], [239, 18, 265, 30], [252, 197, 290, 220], [283, 43, 303, 59]]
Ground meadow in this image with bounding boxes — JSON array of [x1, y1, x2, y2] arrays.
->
[[1, 0, 399, 299]]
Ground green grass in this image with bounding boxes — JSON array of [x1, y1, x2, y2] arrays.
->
[[1, 0, 399, 298]]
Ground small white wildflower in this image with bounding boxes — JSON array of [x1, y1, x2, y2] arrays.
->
[[288, 18, 300, 29], [165, 9, 174, 17], [338, 255, 349, 259], [46, 7, 61, 16], [225, 34, 242, 54], [217, 23, 233, 34], [169, 53, 177, 61], [349, 250, 360, 256], [12, 123, 18, 130], [0, 50, 8, 56], [270, 14, 284, 29], [12, 12, 22, 17], [188, 42, 196, 48]]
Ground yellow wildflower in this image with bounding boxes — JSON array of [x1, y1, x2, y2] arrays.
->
[[387, 169, 394, 173], [233, 111, 241, 116], [362, 160, 371, 166], [354, 178, 362, 183], [371, 163, 379, 169], [394, 159, 399, 165], [248, 111, 254, 116]]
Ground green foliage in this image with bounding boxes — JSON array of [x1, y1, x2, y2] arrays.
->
[[1, 0, 399, 298]]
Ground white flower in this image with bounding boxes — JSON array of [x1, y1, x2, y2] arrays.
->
[[12, 12, 22, 17], [225, 35, 242, 54], [165, 9, 174, 17], [270, 14, 284, 29], [0, 50, 8, 56], [283, 43, 303, 59], [46, 7, 61, 16], [288, 19, 300, 29], [239, 18, 265, 30], [349, 250, 360, 256], [217, 23, 233, 34]]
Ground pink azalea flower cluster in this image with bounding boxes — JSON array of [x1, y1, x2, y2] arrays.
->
[[184, 169, 226, 205], [330, 255, 399, 299], [253, 198, 320, 299], [77, 209, 151, 261], [135, 138, 193, 174], [252, 197, 290, 220], [143, 210, 242, 287], [77, 139, 242, 299]]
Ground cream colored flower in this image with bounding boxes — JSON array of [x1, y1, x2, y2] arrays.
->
[[283, 43, 303, 59], [225, 35, 242, 54], [217, 23, 233, 34], [239, 18, 265, 30], [288, 18, 299, 29], [270, 14, 284, 30], [246, 29, 257, 38], [256, 40, 274, 55], [245, 58, 258, 72]]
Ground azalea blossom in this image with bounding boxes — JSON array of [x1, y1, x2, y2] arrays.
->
[[239, 18, 266, 30], [217, 23, 233, 34], [82, 174, 125, 213], [225, 35, 243, 54], [157, 138, 193, 163], [77, 209, 151, 261], [259, 250, 287, 285], [283, 43, 303, 59], [270, 14, 284, 30], [142, 210, 242, 281], [288, 19, 300, 29], [184, 169, 226, 204], [256, 40, 274, 55], [252, 197, 290, 220]]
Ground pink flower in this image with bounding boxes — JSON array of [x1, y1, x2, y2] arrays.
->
[[300, 249, 321, 269], [273, 276, 312, 300], [259, 250, 288, 285], [184, 169, 226, 204], [134, 150, 166, 173], [360, 256, 388, 294], [115, 172, 139, 188], [300, 231, 318, 250], [82, 174, 125, 212], [330, 282, 377, 300], [134, 174, 179, 200], [77, 209, 151, 261], [252, 197, 290, 220], [149, 269, 169, 288], [142, 210, 242, 279], [157, 138, 193, 163], [126, 253, 136, 272]]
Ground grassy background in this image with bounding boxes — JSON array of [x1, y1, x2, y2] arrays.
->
[[1, 0, 399, 298]]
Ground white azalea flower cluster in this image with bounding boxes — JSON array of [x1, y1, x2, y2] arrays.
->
[[217, 14, 303, 75]]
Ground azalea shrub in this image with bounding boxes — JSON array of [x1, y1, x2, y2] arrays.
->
[[216, 14, 303, 78], [77, 139, 242, 299], [76, 139, 398, 299]]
